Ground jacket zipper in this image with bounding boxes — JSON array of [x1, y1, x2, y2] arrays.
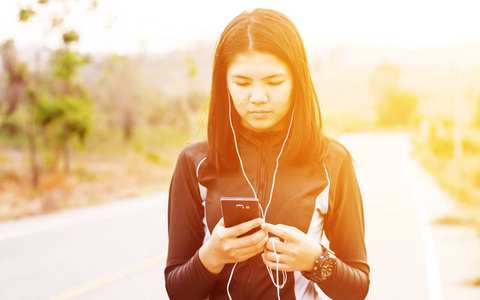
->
[[243, 256, 258, 299], [258, 136, 269, 211], [244, 137, 268, 299]]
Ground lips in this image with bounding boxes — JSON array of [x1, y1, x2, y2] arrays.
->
[[249, 110, 271, 117]]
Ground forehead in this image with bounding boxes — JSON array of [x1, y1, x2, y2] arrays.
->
[[227, 51, 291, 77]]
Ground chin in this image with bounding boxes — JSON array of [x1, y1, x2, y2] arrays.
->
[[244, 119, 280, 132], [249, 123, 273, 132]]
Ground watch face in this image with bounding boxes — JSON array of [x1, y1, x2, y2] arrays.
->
[[320, 258, 336, 277]]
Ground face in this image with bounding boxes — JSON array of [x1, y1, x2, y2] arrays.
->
[[227, 51, 294, 132]]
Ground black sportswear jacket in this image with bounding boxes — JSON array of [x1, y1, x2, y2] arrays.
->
[[165, 127, 370, 299]]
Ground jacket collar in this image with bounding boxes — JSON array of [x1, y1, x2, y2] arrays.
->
[[236, 124, 288, 150]]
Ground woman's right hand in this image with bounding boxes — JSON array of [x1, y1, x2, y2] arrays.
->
[[199, 217, 268, 274]]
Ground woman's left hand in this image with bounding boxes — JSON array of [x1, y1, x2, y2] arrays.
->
[[261, 223, 323, 272]]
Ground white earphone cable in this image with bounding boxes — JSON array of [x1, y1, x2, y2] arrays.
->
[[226, 262, 238, 300]]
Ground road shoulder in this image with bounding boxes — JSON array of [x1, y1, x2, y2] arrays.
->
[[404, 150, 480, 299]]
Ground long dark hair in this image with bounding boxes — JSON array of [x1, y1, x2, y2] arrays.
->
[[207, 8, 327, 170]]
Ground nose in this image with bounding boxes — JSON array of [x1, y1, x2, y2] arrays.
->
[[249, 84, 268, 104]]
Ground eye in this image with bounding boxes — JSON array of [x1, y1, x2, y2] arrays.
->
[[235, 82, 250, 87], [268, 81, 284, 86]]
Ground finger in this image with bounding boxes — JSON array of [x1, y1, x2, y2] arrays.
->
[[264, 249, 287, 264], [221, 229, 267, 262], [276, 223, 302, 233], [245, 237, 268, 256], [263, 223, 299, 243], [231, 218, 264, 237], [212, 218, 226, 233], [275, 224, 303, 242], [216, 230, 267, 263], [262, 253, 291, 271], [265, 237, 287, 254], [235, 227, 268, 247], [234, 234, 269, 262], [211, 218, 227, 239]]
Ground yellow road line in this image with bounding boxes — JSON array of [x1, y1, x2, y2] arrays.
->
[[48, 254, 166, 300]]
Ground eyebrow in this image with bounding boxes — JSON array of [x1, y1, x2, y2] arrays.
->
[[231, 74, 286, 80]]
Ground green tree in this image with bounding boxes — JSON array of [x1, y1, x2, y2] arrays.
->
[[0, 40, 41, 187], [43, 50, 92, 172], [16, 0, 96, 176]]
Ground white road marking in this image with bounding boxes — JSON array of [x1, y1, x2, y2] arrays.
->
[[48, 253, 167, 300]]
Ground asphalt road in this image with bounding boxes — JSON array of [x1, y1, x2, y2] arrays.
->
[[0, 192, 169, 299], [1, 132, 479, 299]]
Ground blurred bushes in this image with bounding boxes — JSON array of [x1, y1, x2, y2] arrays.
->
[[413, 140, 480, 206], [420, 117, 480, 159], [427, 132, 480, 159], [369, 62, 419, 129], [144, 150, 169, 166], [376, 88, 418, 128], [413, 113, 480, 236], [475, 95, 480, 128], [36, 93, 92, 144], [323, 109, 375, 136]]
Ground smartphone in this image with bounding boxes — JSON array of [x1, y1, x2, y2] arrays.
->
[[221, 197, 261, 237]]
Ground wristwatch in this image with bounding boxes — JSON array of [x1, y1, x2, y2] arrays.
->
[[301, 244, 337, 281]]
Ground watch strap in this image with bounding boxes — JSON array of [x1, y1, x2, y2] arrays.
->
[[301, 244, 337, 281]]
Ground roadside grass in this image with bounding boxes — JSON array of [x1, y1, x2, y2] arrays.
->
[[461, 277, 480, 287], [411, 125, 480, 287], [432, 214, 477, 227], [322, 109, 377, 137], [0, 125, 191, 222], [411, 128, 480, 238]]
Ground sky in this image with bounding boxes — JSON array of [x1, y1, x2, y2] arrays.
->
[[1, 0, 480, 55]]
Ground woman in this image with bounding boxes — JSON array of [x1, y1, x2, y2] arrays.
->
[[165, 8, 369, 300]]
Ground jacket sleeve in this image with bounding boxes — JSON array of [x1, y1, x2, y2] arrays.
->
[[315, 145, 370, 299], [164, 147, 222, 299]]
